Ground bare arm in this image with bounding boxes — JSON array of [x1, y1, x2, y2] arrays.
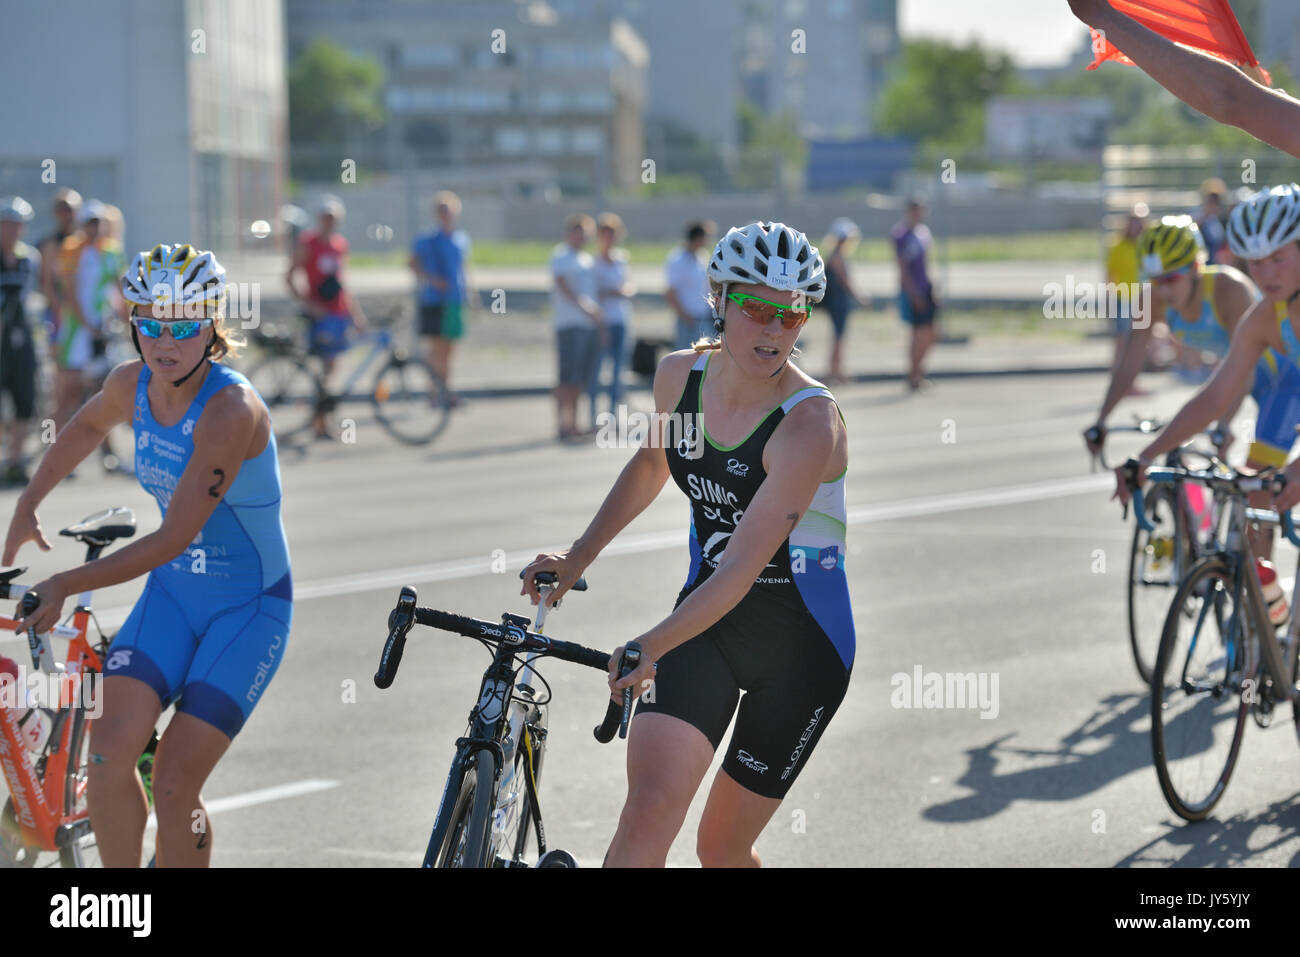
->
[[1072, 0, 1300, 157], [1096, 323, 1153, 425], [15, 362, 135, 511], [1137, 303, 1270, 462], [520, 352, 689, 605]]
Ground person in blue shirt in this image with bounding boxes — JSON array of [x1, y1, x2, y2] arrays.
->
[[5, 244, 292, 868], [410, 191, 475, 407]]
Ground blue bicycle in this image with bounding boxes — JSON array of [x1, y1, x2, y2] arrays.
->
[[245, 304, 450, 448]]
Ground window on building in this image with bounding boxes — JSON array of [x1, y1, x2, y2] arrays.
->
[[496, 127, 530, 154]]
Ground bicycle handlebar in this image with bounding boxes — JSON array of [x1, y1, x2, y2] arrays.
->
[[1125, 460, 1300, 547], [593, 642, 640, 744], [1089, 420, 1227, 472], [374, 585, 631, 740]]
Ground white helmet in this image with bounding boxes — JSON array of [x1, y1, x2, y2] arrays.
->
[[1227, 183, 1300, 259], [707, 221, 826, 304], [121, 243, 226, 311]]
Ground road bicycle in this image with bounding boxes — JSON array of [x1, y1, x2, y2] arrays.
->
[[1089, 419, 1230, 684], [0, 506, 153, 867], [245, 303, 450, 449], [1130, 462, 1300, 820], [373, 572, 639, 868]]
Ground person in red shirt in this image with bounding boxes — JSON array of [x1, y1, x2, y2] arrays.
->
[[286, 196, 367, 438]]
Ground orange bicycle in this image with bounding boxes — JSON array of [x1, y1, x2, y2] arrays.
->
[[0, 506, 154, 867]]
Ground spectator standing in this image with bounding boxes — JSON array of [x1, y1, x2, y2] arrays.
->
[[411, 190, 474, 407], [550, 214, 601, 441], [892, 198, 939, 391], [822, 217, 867, 385], [1195, 178, 1230, 265], [287, 195, 368, 439], [0, 197, 40, 484], [1105, 203, 1149, 374], [38, 188, 80, 347], [590, 212, 636, 419], [664, 220, 715, 351]]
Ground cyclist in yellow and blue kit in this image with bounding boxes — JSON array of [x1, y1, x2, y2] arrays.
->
[[1115, 186, 1300, 581], [4, 244, 291, 868], [1086, 216, 1290, 466]]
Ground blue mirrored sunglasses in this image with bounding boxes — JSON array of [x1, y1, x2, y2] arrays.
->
[[131, 317, 213, 341]]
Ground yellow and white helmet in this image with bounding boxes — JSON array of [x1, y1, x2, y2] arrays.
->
[[121, 243, 225, 311]]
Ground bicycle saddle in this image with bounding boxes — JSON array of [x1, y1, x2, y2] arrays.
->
[[59, 507, 137, 547]]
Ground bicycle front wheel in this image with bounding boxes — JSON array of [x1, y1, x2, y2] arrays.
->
[[371, 356, 450, 446], [1128, 483, 1187, 686], [1151, 557, 1249, 821], [246, 354, 320, 446], [432, 750, 495, 868], [58, 707, 103, 867]]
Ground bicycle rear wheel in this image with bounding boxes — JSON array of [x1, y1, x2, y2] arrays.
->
[[1128, 483, 1188, 686], [371, 356, 450, 446], [432, 750, 494, 868], [1151, 557, 1249, 821], [246, 354, 320, 446]]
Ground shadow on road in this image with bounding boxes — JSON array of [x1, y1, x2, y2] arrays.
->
[[923, 689, 1300, 863], [1117, 794, 1300, 867], [924, 692, 1155, 823]]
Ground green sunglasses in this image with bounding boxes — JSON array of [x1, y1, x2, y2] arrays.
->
[[131, 316, 214, 341], [726, 291, 810, 329]]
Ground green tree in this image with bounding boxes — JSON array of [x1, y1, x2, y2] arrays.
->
[[874, 39, 1016, 157], [288, 38, 386, 179], [735, 99, 808, 190]]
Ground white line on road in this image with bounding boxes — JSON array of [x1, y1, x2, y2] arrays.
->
[[143, 778, 340, 831], [89, 473, 1112, 627]]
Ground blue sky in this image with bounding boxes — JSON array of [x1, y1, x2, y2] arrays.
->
[[901, 0, 1092, 67]]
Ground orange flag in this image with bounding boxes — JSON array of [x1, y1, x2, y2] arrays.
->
[[1088, 0, 1271, 86]]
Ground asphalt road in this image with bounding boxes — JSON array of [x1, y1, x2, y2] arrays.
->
[[4, 364, 1299, 867]]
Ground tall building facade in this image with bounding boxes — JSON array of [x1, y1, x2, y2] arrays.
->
[[285, 0, 647, 195], [0, 0, 287, 260]]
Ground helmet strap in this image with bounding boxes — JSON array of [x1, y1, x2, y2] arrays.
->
[[1288, 287, 1300, 306], [171, 340, 212, 387]]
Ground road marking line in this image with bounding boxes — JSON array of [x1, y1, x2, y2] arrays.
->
[[143, 778, 339, 831], [87, 473, 1112, 626]]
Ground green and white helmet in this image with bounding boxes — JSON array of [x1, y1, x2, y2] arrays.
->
[[1226, 183, 1300, 259]]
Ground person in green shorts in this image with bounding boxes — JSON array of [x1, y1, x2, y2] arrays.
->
[[410, 191, 475, 408]]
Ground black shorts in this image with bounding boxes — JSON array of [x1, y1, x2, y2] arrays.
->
[[0, 320, 37, 420], [635, 586, 852, 800]]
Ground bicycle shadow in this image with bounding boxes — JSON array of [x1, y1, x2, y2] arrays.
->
[[1117, 793, 1300, 866], [923, 691, 1158, 823]]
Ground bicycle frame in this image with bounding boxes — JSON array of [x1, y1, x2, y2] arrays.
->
[[423, 601, 555, 869], [0, 566, 106, 855], [1214, 497, 1300, 704]]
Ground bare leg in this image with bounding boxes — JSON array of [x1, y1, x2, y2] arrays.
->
[[604, 713, 714, 867], [696, 769, 782, 868], [86, 676, 162, 868], [152, 712, 231, 868]]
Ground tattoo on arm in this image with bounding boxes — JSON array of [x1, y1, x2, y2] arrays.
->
[[786, 511, 800, 535], [207, 468, 226, 499]]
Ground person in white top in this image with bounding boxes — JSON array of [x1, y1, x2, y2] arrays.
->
[[665, 220, 715, 351], [550, 214, 602, 440], [589, 212, 637, 419]]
